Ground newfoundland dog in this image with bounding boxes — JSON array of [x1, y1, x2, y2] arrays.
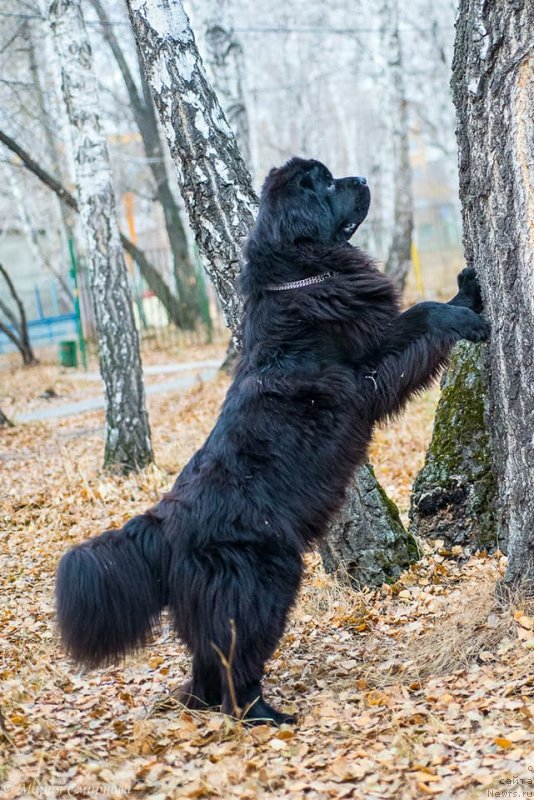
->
[[56, 157, 488, 724]]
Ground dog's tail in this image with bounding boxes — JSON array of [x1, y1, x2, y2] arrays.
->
[[56, 513, 170, 668]]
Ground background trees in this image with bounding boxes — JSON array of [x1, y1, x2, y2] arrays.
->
[[50, 0, 152, 472]]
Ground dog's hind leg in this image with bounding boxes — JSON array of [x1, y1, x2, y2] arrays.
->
[[179, 653, 222, 710], [214, 547, 302, 725], [171, 543, 303, 724]]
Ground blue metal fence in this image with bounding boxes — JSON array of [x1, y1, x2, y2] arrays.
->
[[0, 313, 77, 354]]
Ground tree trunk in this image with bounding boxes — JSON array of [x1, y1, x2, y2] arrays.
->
[[320, 464, 419, 587], [27, 20, 76, 307], [410, 342, 498, 552], [0, 263, 38, 366], [49, 0, 153, 473], [89, 0, 201, 330], [127, 0, 418, 587], [451, 0, 534, 587], [201, 0, 252, 167], [126, 0, 257, 338], [0, 128, 184, 330], [381, 0, 414, 292]]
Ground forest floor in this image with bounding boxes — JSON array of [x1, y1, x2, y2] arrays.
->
[[1, 349, 533, 799]]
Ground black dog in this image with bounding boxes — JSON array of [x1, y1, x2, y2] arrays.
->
[[56, 157, 488, 724]]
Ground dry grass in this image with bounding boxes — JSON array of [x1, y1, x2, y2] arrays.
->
[[1, 351, 533, 799]]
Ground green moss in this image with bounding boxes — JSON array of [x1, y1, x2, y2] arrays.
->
[[364, 464, 420, 580], [412, 342, 498, 549], [427, 342, 489, 475], [366, 463, 405, 533]]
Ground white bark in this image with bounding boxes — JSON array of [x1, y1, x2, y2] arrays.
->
[[49, 0, 153, 473], [126, 0, 257, 336], [200, 0, 252, 168], [380, 0, 414, 291]]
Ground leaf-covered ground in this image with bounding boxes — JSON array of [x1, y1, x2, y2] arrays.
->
[[1, 354, 533, 799]]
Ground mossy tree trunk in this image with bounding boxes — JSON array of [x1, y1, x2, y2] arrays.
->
[[413, 2, 534, 587], [127, 0, 419, 587], [450, 0, 534, 588], [411, 342, 498, 552], [320, 464, 419, 588]]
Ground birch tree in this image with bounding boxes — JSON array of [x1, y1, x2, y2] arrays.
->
[[88, 0, 201, 330], [49, 0, 153, 473], [199, 0, 252, 167], [450, 0, 534, 588], [126, 0, 256, 335], [380, 0, 414, 292], [126, 0, 417, 586]]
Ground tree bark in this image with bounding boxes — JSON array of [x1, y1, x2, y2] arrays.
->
[[50, 0, 153, 473], [127, 0, 418, 587], [410, 342, 498, 552], [381, 0, 414, 292], [89, 0, 201, 330], [321, 464, 419, 587], [451, 0, 534, 587], [0, 263, 38, 366], [0, 128, 184, 329], [202, 0, 252, 167], [126, 0, 257, 337], [27, 20, 76, 307]]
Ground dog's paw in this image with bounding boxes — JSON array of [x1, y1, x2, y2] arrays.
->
[[453, 307, 490, 342], [457, 266, 483, 313]]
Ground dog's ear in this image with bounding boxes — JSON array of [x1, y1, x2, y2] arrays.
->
[[276, 196, 332, 244], [298, 173, 314, 191]]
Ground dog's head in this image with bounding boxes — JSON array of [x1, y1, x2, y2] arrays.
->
[[252, 157, 370, 247]]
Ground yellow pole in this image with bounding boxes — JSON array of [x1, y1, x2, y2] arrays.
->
[[123, 192, 136, 274], [411, 241, 424, 294]]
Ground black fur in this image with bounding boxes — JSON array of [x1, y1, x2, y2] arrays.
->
[[56, 157, 488, 724]]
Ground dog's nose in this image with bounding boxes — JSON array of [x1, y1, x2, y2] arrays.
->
[[356, 176, 367, 186]]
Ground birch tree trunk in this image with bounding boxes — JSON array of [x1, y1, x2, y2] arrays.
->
[[201, 0, 252, 167], [199, 0, 252, 372], [28, 19, 76, 306], [126, 0, 257, 337], [50, 0, 153, 474], [451, 0, 534, 587], [89, 0, 201, 330], [127, 0, 418, 586], [381, 0, 414, 292]]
